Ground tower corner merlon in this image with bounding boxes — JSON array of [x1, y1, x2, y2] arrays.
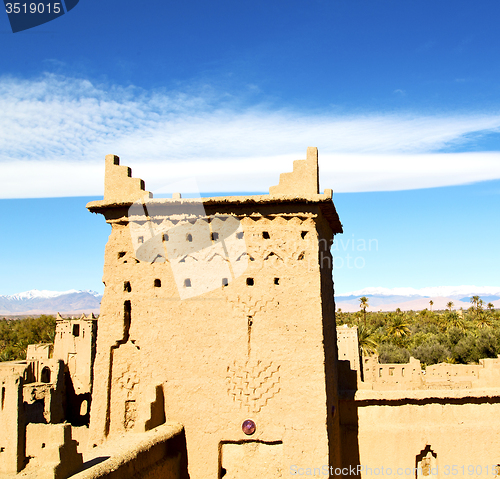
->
[[104, 154, 152, 203], [269, 146, 320, 197]]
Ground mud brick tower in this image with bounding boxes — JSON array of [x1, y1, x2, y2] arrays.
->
[[87, 147, 343, 478]]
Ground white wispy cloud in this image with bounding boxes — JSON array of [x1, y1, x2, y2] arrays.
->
[[1, 74, 500, 198]]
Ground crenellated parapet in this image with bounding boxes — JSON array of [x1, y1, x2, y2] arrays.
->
[[269, 146, 323, 196], [104, 154, 152, 203], [341, 352, 500, 392]]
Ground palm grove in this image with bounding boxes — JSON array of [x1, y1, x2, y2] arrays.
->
[[337, 296, 500, 366]]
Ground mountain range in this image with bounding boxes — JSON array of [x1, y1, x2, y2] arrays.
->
[[335, 286, 500, 312], [0, 290, 102, 316], [1, 285, 499, 316]]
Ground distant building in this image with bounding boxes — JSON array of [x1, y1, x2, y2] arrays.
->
[[0, 314, 95, 477]]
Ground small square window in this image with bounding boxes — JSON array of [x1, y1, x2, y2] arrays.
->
[[124, 281, 131, 292], [184, 278, 192, 287], [186, 234, 193, 242], [222, 278, 229, 287], [236, 232, 244, 239], [262, 232, 270, 239], [163, 234, 169, 242], [274, 278, 280, 285], [246, 278, 254, 286], [211, 232, 219, 241], [72, 324, 80, 337], [138, 236, 144, 244], [154, 279, 161, 287], [301, 231, 308, 239]]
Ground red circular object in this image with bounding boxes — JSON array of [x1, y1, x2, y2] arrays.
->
[[242, 419, 256, 435]]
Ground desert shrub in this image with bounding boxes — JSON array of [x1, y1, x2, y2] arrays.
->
[[476, 329, 498, 359], [452, 335, 479, 364], [446, 327, 466, 349], [378, 343, 410, 364], [410, 331, 439, 349], [411, 342, 451, 366]]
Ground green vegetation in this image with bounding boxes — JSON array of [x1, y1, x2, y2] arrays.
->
[[0, 315, 56, 362], [337, 298, 500, 366]]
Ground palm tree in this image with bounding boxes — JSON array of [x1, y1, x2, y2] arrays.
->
[[387, 316, 410, 341], [336, 308, 345, 325], [443, 311, 465, 331], [487, 302, 495, 313], [357, 324, 378, 357], [477, 313, 492, 329], [470, 296, 481, 317], [446, 301, 454, 312], [359, 296, 369, 327], [429, 300, 434, 311]]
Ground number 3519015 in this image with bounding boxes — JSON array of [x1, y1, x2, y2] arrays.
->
[[5, 3, 62, 14]]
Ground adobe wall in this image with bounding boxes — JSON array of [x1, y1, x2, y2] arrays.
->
[[0, 362, 28, 474], [70, 423, 186, 479], [24, 423, 83, 479], [53, 314, 97, 426], [337, 325, 360, 372], [26, 343, 52, 360], [23, 358, 65, 424], [337, 328, 500, 475], [359, 355, 500, 390], [53, 314, 97, 395], [341, 394, 500, 476], [87, 148, 343, 478], [0, 314, 96, 477]]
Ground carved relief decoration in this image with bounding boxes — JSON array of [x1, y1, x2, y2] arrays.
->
[[225, 293, 274, 318], [117, 368, 139, 399], [226, 360, 281, 413]]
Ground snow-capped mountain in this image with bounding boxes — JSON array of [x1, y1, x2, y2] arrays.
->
[[0, 290, 102, 315], [7, 289, 101, 301], [335, 285, 500, 312], [337, 286, 500, 298]]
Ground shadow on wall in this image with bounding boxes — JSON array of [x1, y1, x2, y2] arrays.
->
[[64, 370, 91, 427], [338, 360, 361, 476]]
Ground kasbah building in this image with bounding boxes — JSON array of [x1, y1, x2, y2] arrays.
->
[[1, 147, 500, 478]]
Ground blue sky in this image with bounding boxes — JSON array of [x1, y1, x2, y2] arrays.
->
[[0, 0, 499, 295]]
